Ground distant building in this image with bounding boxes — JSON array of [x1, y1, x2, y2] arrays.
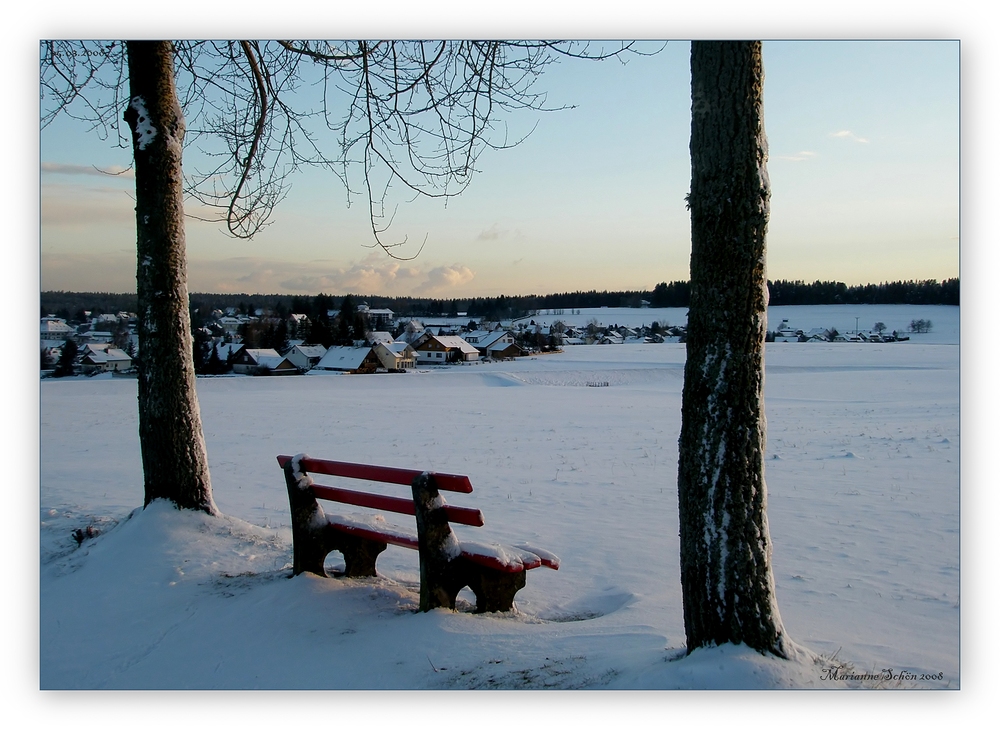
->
[[79, 347, 132, 373], [413, 334, 480, 364], [358, 305, 395, 330], [463, 329, 520, 359], [313, 346, 381, 374], [231, 347, 297, 375], [372, 341, 417, 371], [284, 344, 328, 372], [40, 317, 75, 341]]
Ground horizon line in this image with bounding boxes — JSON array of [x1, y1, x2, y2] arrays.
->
[[40, 276, 960, 302]]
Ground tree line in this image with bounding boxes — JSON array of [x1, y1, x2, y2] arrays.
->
[[42, 277, 959, 325], [650, 278, 959, 307]]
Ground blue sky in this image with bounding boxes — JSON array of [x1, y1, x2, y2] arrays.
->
[[38, 35, 959, 298]]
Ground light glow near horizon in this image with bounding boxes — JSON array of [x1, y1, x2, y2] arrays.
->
[[40, 40, 959, 297]]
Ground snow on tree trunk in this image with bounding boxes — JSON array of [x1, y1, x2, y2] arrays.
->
[[678, 41, 787, 657], [124, 41, 216, 515]]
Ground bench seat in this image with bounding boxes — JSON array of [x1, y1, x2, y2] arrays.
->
[[323, 512, 557, 573]]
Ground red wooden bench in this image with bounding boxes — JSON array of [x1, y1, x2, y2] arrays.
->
[[278, 454, 559, 612]]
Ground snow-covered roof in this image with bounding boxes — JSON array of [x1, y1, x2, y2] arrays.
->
[[255, 355, 293, 370], [315, 346, 375, 371], [368, 331, 395, 345], [466, 330, 511, 349], [431, 336, 480, 355], [81, 348, 131, 364], [290, 344, 327, 358], [462, 329, 491, 343], [211, 342, 243, 359], [41, 319, 74, 335], [385, 341, 415, 355]]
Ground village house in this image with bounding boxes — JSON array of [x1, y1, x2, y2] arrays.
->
[[463, 329, 521, 359], [79, 344, 132, 373], [40, 316, 75, 341], [413, 334, 480, 364], [313, 346, 381, 374], [231, 347, 297, 375], [804, 328, 833, 343], [284, 344, 328, 372], [357, 305, 395, 330], [372, 341, 417, 371], [366, 331, 396, 346], [772, 319, 803, 342], [397, 320, 426, 345]]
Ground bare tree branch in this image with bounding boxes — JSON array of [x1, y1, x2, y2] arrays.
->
[[41, 40, 654, 253]]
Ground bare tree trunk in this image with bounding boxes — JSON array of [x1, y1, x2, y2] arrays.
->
[[678, 41, 786, 656], [124, 41, 216, 514]]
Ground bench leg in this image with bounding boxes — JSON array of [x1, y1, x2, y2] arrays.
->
[[284, 460, 386, 579], [284, 461, 331, 576], [339, 534, 388, 578], [464, 566, 527, 613], [412, 472, 466, 611]]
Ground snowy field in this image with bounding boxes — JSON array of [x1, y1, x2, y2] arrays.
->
[[37, 305, 962, 713]]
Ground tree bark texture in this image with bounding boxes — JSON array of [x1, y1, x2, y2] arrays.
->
[[124, 41, 216, 514], [678, 41, 787, 656]]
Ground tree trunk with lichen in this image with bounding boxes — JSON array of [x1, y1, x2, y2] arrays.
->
[[124, 41, 216, 515], [678, 41, 787, 657]]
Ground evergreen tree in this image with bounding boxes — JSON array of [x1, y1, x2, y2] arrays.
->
[[310, 311, 334, 348], [54, 340, 78, 377], [206, 343, 223, 375], [337, 295, 358, 344], [273, 319, 291, 353], [192, 329, 211, 374]]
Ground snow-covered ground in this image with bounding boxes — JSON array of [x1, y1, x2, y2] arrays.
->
[[34, 305, 965, 719]]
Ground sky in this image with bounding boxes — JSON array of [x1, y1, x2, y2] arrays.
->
[[37, 35, 960, 298]]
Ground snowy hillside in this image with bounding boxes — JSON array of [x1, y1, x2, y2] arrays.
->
[[37, 306, 961, 712]]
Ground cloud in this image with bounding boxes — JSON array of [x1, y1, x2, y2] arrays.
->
[[42, 161, 134, 178], [41, 183, 136, 226], [414, 265, 476, 295], [182, 254, 476, 297], [277, 258, 402, 294], [830, 130, 869, 143], [776, 151, 818, 162], [477, 223, 508, 241]]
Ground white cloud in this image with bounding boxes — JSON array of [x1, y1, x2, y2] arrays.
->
[[183, 254, 476, 297], [414, 265, 476, 295], [42, 162, 134, 178], [830, 130, 869, 143]]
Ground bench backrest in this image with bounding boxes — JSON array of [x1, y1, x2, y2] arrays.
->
[[276, 454, 485, 527]]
